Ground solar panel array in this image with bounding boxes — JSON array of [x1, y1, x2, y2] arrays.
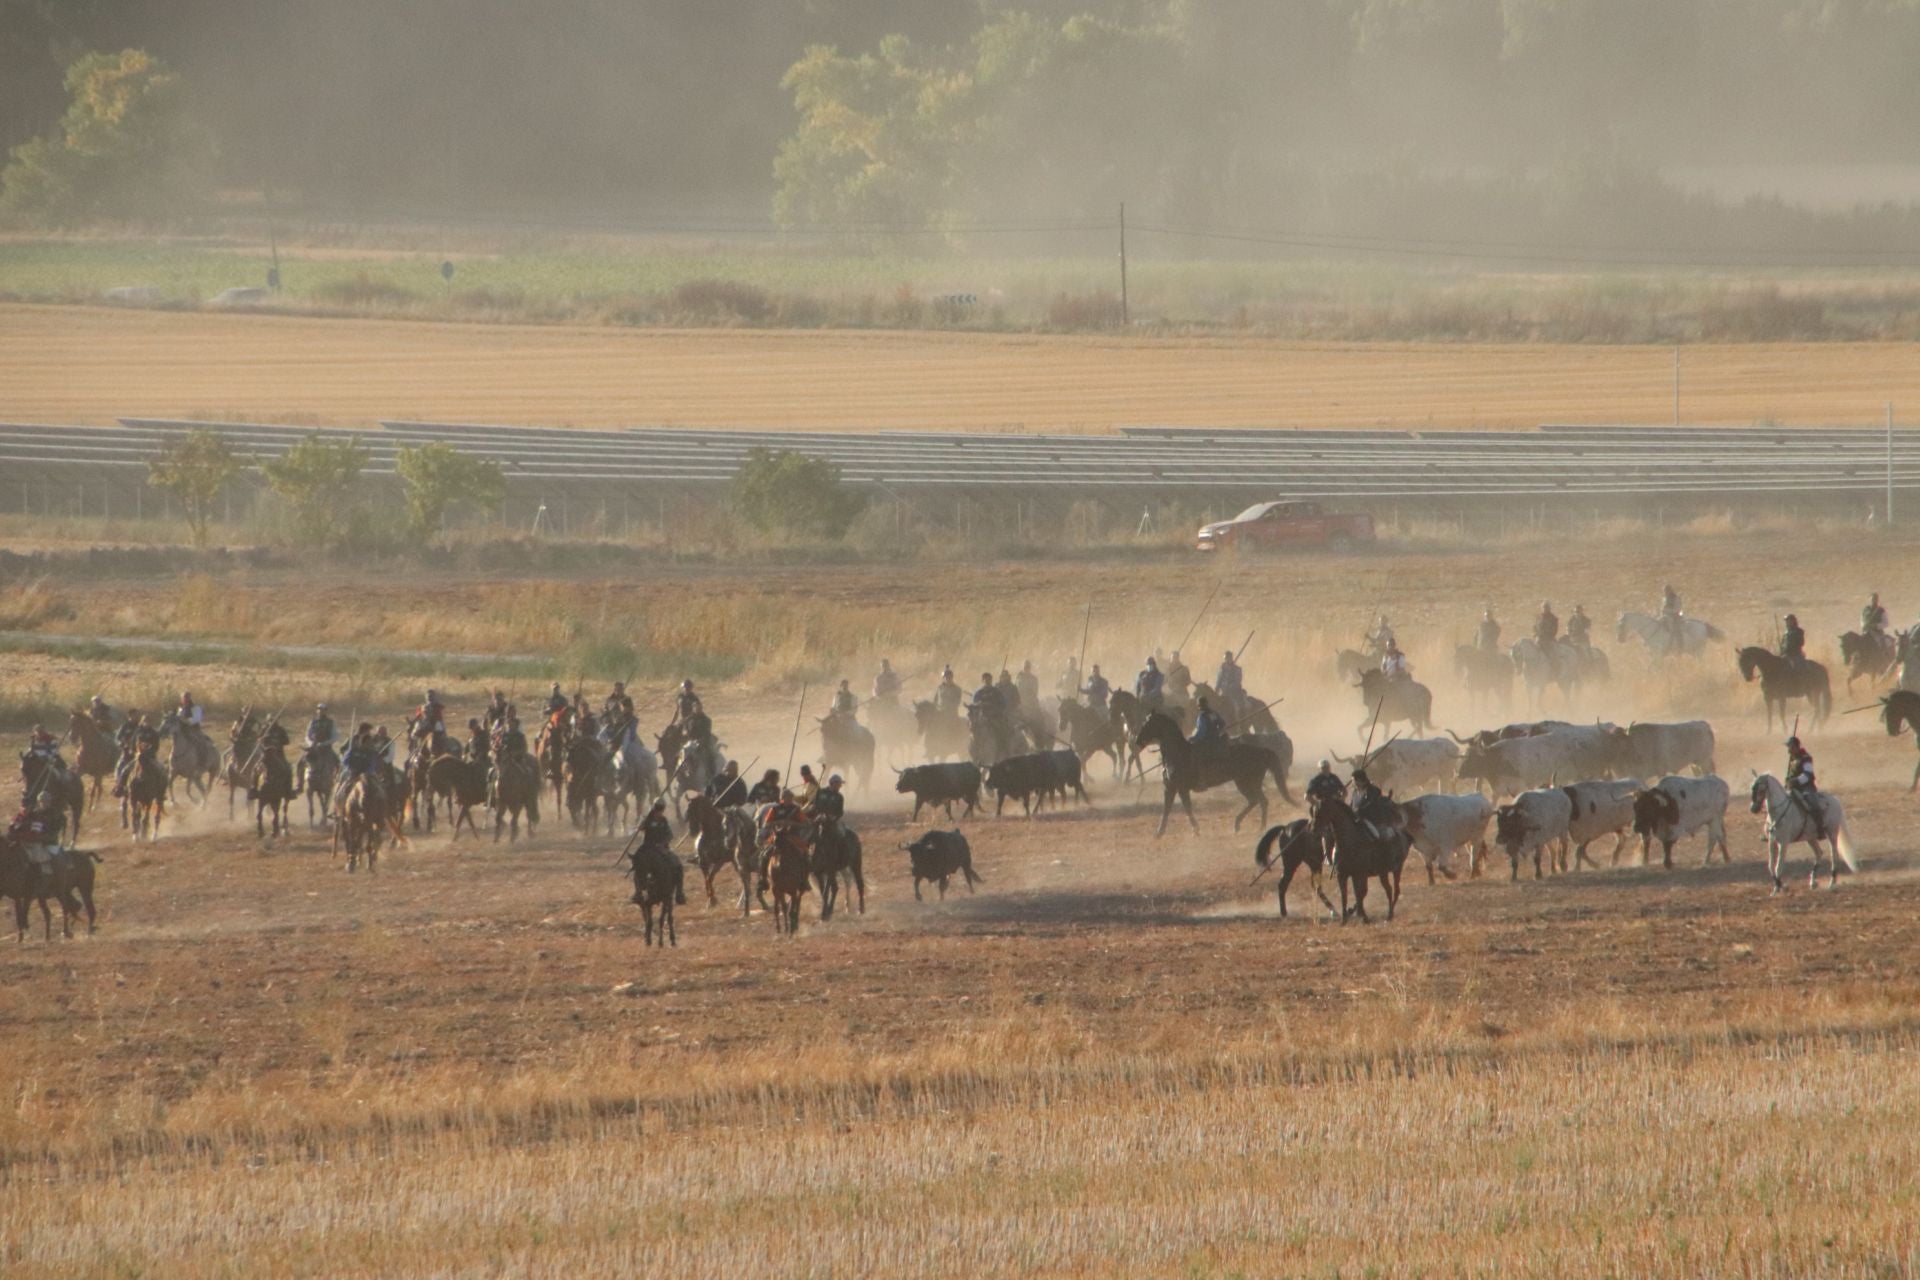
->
[[0, 418, 1915, 529]]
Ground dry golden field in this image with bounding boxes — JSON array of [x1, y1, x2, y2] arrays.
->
[[4, 525, 1920, 1276], [7, 301, 1920, 430]]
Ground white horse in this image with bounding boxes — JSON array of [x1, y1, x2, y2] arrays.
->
[[1748, 774, 1856, 893], [1616, 611, 1724, 660]]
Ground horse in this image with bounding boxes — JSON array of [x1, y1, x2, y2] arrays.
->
[[764, 828, 812, 936], [222, 711, 264, 819], [535, 715, 573, 813], [248, 745, 296, 837], [426, 754, 488, 839], [1057, 696, 1124, 779], [1195, 683, 1281, 736], [404, 739, 446, 833], [1253, 818, 1337, 919], [669, 737, 722, 817], [64, 712, 116, 810], [1900, 627, 1920, 693], [564, 736, 609, 834], [490, 755, 541, 842], [1885, 690, 1920, 791], [604, 738, 660, 832], [159, 711, 220, 806], [1355, 668, 1433, 737], [1839, 630, 1899, 691], [0, 834, 99, 942], [1335, 649, 1379, 685], [1749, 774, 1856, 893], [1736, 647, 1832, 729], [124, 751, 168, 842], [966, 705, 1027, 767], [1107, 689, 1160, 779], [1453, 646, 1514, 711], [810, 818, 865, 920], [866, 695, 919, 768], [298, 744, 339, 831], [818, 713, 875, 791], [333, 774, 388, 873], [686, 792, 748, 908], [1132, 710, 1279, 836], [655, 720, 689, 781], [913, 700, 971, 763], [1616, 611, 1723, 660], [626, 845, 683, 947], [1307, 792, 1410, 924], [19, 754, 84, 845], [1509, 639, 1569, 710]]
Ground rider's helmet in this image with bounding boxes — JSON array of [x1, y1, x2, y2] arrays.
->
[[1352, 768, 1373, 788], [90, 693, 104, 706], [681, 679, 695, 692], [1317, 758, 1332, 771], [316, 701, 327, 712], [426, 688, 438, 702], [180, 691, 193, 705], [1145, 656, 1158, 669], [827, 774, 844, 787], [1785, 614, 1799, 626]]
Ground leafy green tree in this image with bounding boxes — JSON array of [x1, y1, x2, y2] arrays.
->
[[394, 442, 505, 540], [0, 48, 207, 226], [730, 447, 867, 539], [146, 429, 244, 548], [261, 435, 369, 547]]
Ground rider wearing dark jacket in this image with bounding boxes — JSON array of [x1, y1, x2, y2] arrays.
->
[[1780, 614, 1808, 663]]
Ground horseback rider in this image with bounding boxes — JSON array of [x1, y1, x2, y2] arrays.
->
[[1215, 649, 1245, 706], [810, 773, 847, 824], [1785, 736, 1827, 840], [1081, 664, 1111, 714], [498, 715, 528, 762], [177, 691, 210, 749], [672, 680, 704, 726], [111, 709, 144, 796], [600, 696, 637, 751], [485, 689, 510, 730], [630, 800, 685, 906], [1306, 759, 1348, 808], [1780, 613, 1808, 667], [996, 669, 1021, 715], [409, 689, 447, 754], [336, 723, 383, 805], [1534, 601, 1559, 647], [601, 682, 629, 722], [1348, 766, 1397, 837], [1135, 656, 1165, 709], [1165, 650, 1191, 700], [746, 768, 782, 808], [1659, 584, 1684, 646], [1190, 696, 1226, 744], [545, 682, 569, 716], [831, 679, 859, 719], [573, 702, 599, 743], [25, 723, 62, 770], [1380, 640, 1411, 684], [872, 659, 902, 704], [8, 787, 65, 875], [1057, 656, 1082, 701], [1016, 660, 1040, 711], [259, 716, 290, 753], [305, 702, 337, 763], [795, 764, 820, 811], [933, 667, 964, 716], [706, 760, 747, 808], [1365, 616, 1395, 659], [1476, 607, 1502, 653], [758, 789, 807, 863], [87, 694, 115, 734], [1566, 605, 1593, 649], [1863, 592, 1893, 660], [465, 718, 491, 765]]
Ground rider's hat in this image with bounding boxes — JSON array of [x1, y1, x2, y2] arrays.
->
[[1786, 736, 1802, 749], [828, 774, 843, 785], [1317, 758, 1331, 770]]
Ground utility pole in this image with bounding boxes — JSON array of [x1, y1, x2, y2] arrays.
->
[[1118, 202, 1129, 327]]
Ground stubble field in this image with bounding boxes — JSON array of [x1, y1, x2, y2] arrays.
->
[[8, 302, 1920, 430], [4, 526, 1920, 1276]]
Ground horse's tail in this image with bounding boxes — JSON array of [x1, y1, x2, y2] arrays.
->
[[1254, 824, 1286, 869], [1833, 809, 1859, 873]]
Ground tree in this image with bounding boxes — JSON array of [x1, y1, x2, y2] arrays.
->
[[394, 442, 505, 540], [0, 48, 207, 226], [730, 447, 867, 539], [261, 435, 369, 547], [146, 429, 243, 548]]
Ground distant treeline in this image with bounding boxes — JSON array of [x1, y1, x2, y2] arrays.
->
[[8, 1, 1920, 252]]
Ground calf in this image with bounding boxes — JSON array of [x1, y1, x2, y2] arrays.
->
[[1493, 787, 1573, 880], [985, 750, 1089, 817], [903, 830, 983, 900], [1398, 791, 1492, 881], [895, 763, 983, 822], [1560, 779, 1640, 869], [1631, 775, 1731, 870]]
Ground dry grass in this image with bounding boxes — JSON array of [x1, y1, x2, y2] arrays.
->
[[9, 302, 1920, 429]]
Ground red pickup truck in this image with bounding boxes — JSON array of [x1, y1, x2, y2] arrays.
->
[[1194, 500, 1375, 553]]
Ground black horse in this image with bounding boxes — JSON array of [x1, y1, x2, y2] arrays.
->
[[810, 818, 866, 920], [1132, 711, 1280, 836], [1355, 669, 1433, 737], [1253, 819, 1336, 918], [1307, 792, 1410, 924], [1736, 647, 1832, 730], [1886, 690, 1920, 792], [1840, 631, 1899, 691], [0, 834, 99, 942]]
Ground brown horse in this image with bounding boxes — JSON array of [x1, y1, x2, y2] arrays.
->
[[223, 710, 263, 819], [1132, 711, 1277, 836], [1307, 792, 1410, 924], [810, 817, 865, 920], [19, 755, 84, 846], [249, 745, 295, 837], [491, 756, 541, 842], [764, 829, 811, 936], [0, 835, 99, 942], [65, 712, 116, 810], [333, 774, 388, 873], [536, 715, 572, 813], [627, 846, 683, 947], [1737, 647, 1832, 730], [564, 736, 609, 834], [125, 751, 168, 842], [685, 793, 753, 908], [1253, 818, 1337, 919]]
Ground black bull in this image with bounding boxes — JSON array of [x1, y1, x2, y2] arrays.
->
[[894, 762, 983, 821], [986, 749, 1089, 816]]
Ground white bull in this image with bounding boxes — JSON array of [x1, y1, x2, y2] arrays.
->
[[1562, 779, 1641, 869], [1460, 725, 1617, 796], [1399, 792, 1493, 881], [1631, 775, 1731, 869], [1620, 721, 1716, 781], [1334, 737, 1460, 794], [1493, 787, 1573, 880]]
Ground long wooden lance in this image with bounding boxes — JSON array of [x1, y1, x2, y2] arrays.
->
[[1077, 598, 1094, 683], [1361, 696, 1386, 758], [1176, 580, 1223, 656], [1233, 629, 1256, 664], [784, 682, 808, 782]]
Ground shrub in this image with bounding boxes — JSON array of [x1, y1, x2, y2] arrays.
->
[[667, 278, 772, 323], [311, 273, 420, 309], [1046, 291, 1125, 330], [730, 447, 867, 540]]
